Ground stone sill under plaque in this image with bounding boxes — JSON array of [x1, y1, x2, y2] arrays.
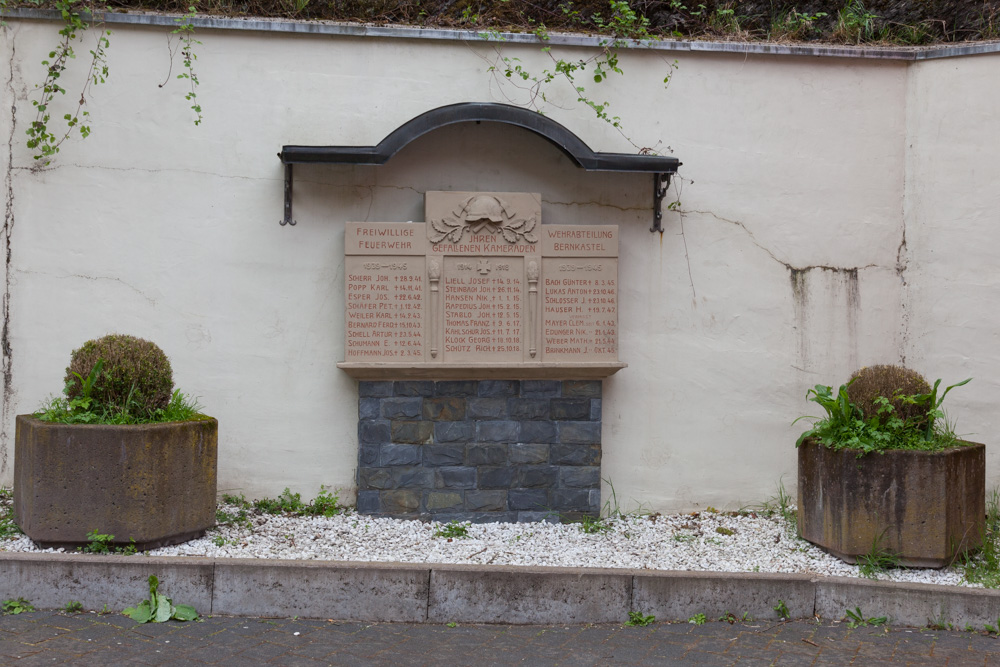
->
[[337, 361, 626, 380]]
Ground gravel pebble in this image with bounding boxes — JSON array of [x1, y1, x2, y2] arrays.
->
[[0, 499, 982, 588]]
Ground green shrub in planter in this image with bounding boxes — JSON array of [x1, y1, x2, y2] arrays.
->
[[36, 334, 204, 425]]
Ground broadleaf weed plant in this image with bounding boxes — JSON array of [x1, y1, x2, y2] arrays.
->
[[794, 376, 971, 457]]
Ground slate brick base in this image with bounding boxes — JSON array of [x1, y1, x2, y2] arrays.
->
[[356, 380, 602, 522]]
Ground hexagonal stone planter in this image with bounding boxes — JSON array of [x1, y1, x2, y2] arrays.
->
[[797, 439, 985, 568], [13, 415, 218, 550]]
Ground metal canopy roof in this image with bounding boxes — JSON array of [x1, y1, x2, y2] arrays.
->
[[278, 102, 680, 231]]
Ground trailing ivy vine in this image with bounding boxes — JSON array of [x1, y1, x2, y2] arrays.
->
[[25, 0, 110, 163], [481, 0, 678, 155], [5, 2, 203, 164]]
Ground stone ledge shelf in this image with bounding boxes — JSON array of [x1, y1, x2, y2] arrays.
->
[[337, 362, 627, 380]]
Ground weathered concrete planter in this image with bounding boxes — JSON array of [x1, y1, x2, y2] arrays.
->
[[797, 439, 985, 567], [13, 415, 218, 550]]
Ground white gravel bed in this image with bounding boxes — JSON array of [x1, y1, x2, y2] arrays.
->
[[0, 498, 983, 588]]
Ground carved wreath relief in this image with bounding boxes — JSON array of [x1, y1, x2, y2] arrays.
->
[[429, 194, 539, 244]]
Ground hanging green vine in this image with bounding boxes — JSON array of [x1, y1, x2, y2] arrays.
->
[[14, 2, 203, 164], [481, 0, 678, 155], [25, 0, 110, 164]]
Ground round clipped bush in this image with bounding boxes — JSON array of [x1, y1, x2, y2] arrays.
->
[[65, 334, 174, 413], [846, 364, 931, 424]]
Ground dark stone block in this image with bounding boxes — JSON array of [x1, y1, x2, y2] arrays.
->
[[551, 489, 592, 512], [359, 445, 380, 467], [382, 397, 423, 419], [466, 444, 507, 466], [590, 399, 602, 421], [435, 381, 478, 396], [509, 443, 549, 464], [551, 444, 602, 466], [435, 421, 474, 443], [423, 444, 465, 467], [423, 397, 466, 421], [520, 380, 561, 398], [477, 420, 519, 443], [392, 466, 436, 489], [589, 489, 601, 512], [521, 421, 557, 443], [437, 467, 476, 489], [507, 398, 550, 420], [394, 381, 435, 397], [466, 398, 507, 420], [424, 490, 464, 512], [516, 465, 559, 488], [466, 490, 507, 512], [358, 468, 393, 490], [559, 422, 601, 445], [356, 491, 380, 514], [434, 512, 518, 524], [382, 490, 421, 514], [391, 420, 434, 445], [509, 488, 548, 511], [359, 420, 391, 445], [380, 444, 421, 466], [478, 466, 514, 489], [560, 466, 601, 489], [562, 380, 602, 398], [359, 381, 394, 398], [550, 398, 591, 421], [358, 398, 381, 421], [479, 380, 519, 397], [517, 511, 559, 523]]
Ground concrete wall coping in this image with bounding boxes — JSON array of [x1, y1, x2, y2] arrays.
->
[[6, 8, 1000, 61], [2, 552, 998, 627]]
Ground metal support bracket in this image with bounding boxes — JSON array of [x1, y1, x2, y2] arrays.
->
[[280, 162, 296, 226], [651, 172, 671, 233]]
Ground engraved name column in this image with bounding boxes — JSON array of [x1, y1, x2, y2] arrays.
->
[[426, 192, 542, 364], [540, 225, 619, 361], [344, 223, 429, 362]]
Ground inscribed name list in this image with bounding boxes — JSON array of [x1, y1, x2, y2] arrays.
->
[[342, 193, 619, 366]]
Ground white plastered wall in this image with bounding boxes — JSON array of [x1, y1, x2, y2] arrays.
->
[[0, 17, 995, 510]]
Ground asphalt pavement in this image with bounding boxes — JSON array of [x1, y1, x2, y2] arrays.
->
[[2, 610, 1000, 665]]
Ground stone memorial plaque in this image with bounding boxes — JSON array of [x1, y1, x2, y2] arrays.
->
[[339, 192, 624, 378]]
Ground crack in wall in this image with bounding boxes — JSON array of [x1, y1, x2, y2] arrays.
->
[[17, 269, 159, 306], [2, 35, 18, 477], [687, 208, 876, 372], [20, 163, 269, 183]]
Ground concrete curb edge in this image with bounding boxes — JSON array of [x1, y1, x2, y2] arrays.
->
[[3, 553, 1000, 627]]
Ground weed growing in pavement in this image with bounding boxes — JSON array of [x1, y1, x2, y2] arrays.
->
[[773, 600, 791, 620], [688, 613, 706, 625], [719, 612, 753, 623], [78, 530, 137, 555], [433, 521, 470, 539], [63, 600, 84, 614], [959, 488, 1000, 588], [2, 598, 35, 615], [845, 607, 888, 628], [446, 621, 458, 628], [0, 487, 23, 539], [856, 529, 900, 580], [625, 611, 655, 627], [123, 575, 198, 623]]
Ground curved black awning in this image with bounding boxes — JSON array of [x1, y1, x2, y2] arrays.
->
[[280, 102, 679, 174], [278, 102, 680, 231]]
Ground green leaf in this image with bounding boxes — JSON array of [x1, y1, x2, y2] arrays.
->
[[123, 600, 153, 623], [154, 594, 173, 623], [172, 604, 199, 621]]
